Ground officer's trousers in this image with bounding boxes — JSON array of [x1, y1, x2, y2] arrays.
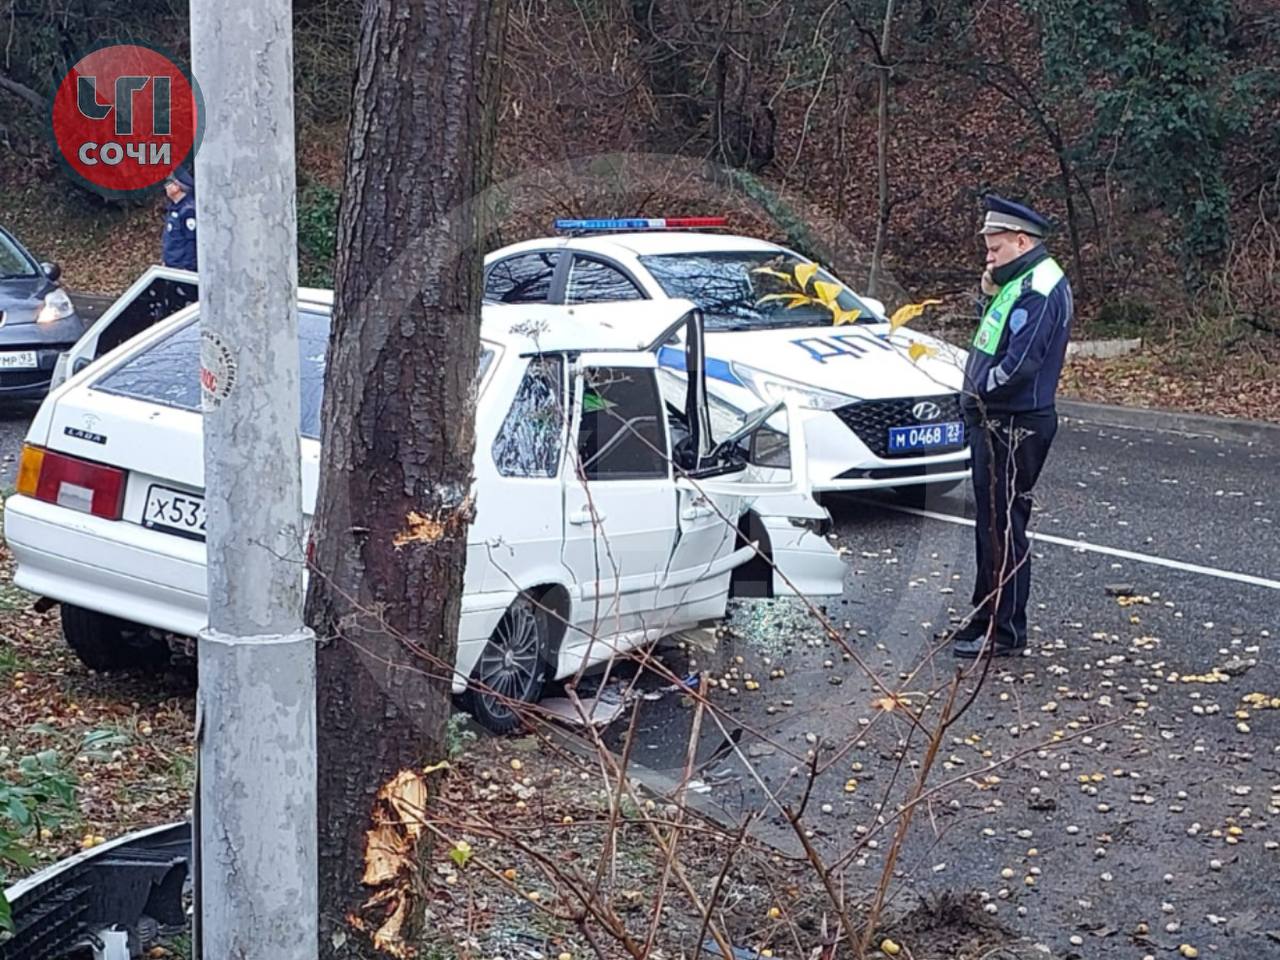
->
[[968, 408, 1058, 646]]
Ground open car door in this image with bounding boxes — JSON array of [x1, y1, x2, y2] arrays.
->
[[653, 309, 845, 599], [52, 266, 200, 388], [649, 306, 811, 498]]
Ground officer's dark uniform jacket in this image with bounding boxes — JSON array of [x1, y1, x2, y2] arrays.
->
[[961, 245, 1073, 419], [162, 192, 198, 271]]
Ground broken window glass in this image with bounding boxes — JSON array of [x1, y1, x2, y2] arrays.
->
[[493, 356, 565, 477], [577, 367, 668, 480], [94, 310, 331, 439], [94, 315, 494, 443]]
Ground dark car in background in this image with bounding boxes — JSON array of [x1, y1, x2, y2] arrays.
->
[[0, 226, 86, 399]]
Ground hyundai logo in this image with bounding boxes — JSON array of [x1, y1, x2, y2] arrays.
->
[[912, 401, 942, 422]]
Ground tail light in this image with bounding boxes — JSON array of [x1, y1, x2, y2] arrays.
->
[[17, 444, 126, 520]]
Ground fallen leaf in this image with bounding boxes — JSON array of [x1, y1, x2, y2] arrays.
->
[[812, 279, 842, 308], [449, 839, 473, 869], [794, 262, 818, 290], [908, 342, 938, 363], [750, 266, 795, 284], [756, 292, 813, 309], [890, 298, 943, 330]]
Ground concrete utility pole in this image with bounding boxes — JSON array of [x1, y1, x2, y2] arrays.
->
[[189, 0, 317, 957]]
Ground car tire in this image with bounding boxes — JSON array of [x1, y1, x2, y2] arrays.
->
[[893, 479, 963, 507], [61, 604, 170, 672], [459, 595, 550, 735]]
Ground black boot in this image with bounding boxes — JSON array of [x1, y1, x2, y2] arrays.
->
[[942, 619, 988, 644], [953, 627, 1026, 659]]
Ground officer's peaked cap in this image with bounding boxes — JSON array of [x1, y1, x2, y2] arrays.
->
[[167, 166, 195, 192], [979, 194, 1050, 238]]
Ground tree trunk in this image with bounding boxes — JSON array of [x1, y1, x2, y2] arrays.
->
[[1052, 132, 1089, 299], [868, 0, 896, 298], [306, 1, 508, 958]]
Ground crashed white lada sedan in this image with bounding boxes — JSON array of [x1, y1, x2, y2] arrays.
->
[[4, 282, 845, 730]]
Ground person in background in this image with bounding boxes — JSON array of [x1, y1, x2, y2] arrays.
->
[[952, 194, 1074, 659], [161, 167, 197, 272]]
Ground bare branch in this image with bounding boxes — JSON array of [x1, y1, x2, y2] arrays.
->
[[0, 70, 43, 110]]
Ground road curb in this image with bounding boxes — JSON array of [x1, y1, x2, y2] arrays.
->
[[1066, 337, 1143, 360], [1059, 398, 1280, 447]]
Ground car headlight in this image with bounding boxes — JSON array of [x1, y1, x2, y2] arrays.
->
[[36, 288, 74, 324], [731, 363, 856, 411]]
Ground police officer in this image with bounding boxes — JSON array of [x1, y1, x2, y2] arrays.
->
[[161, 167, 197, 271], [953, 195, 1074, 658]]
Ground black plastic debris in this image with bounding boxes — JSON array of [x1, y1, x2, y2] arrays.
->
[[1, 820, 190, 960]]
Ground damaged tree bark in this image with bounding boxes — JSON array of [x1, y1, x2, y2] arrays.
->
[[305, 0, 508, 957]]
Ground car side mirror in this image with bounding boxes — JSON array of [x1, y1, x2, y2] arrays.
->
[[41, 261, 62, 283], [73, 356, 91, 375], [863, 296, 886, 318]]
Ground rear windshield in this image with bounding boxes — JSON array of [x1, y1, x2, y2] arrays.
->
[[638, 251, 878, 331], [94, 312, 332, 438], [93, 313, 497, 440], [0, 230, 37, 279]]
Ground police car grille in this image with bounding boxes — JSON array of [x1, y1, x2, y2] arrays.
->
[[833, 394, 964, 458]]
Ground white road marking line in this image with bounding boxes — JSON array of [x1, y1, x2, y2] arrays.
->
[[885, 504, 1280, 592]]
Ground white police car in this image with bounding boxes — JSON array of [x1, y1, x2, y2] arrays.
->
[[484, 219, 971, 501]]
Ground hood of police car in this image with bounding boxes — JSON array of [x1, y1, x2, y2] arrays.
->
[[698, 322, 967, 400]]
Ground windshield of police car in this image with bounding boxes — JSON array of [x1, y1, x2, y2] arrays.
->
[[638, 251, 878, 331]]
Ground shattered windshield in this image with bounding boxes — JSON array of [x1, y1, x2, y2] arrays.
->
[[638, 250, 879, 332]]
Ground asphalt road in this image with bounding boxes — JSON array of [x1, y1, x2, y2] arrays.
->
[[2, 391, 1276, 957], [603, 419, 1279, 959], [0, 401, 40, 488]]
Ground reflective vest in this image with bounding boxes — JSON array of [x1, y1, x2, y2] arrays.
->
[[972, 257, 1065, 356]]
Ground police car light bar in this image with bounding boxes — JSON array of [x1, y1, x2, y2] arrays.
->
[[553, 216, 728, 232]]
